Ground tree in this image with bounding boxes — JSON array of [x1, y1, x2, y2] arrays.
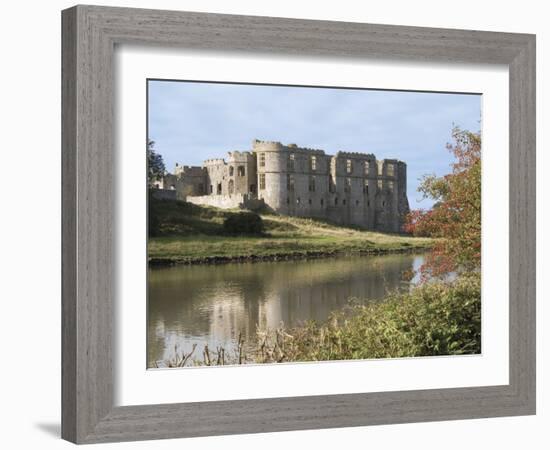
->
[[147, 139, 165, 184], [405, 127, 481, 278]]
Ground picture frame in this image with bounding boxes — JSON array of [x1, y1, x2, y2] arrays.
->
[[61, 4, 536, 444]]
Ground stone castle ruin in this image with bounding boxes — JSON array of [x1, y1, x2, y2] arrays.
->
[[154, 139, 410, 232]]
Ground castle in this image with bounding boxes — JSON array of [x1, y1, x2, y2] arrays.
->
[[154, 139, 410, 232]]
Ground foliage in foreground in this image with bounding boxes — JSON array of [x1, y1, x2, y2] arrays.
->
[[405, 127, 481, 277], [161, 273, 481, 367], [147, 139, 165, 184], [255, 273, 481, 362]]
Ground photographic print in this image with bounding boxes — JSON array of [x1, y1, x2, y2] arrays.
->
[[146, 80, 482, 369]]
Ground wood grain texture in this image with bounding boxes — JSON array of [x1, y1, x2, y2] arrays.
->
[[61, 4, 536, 444], [61, 7, 77, 443]]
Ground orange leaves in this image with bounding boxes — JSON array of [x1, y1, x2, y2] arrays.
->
[[406, 127, 481, 279]]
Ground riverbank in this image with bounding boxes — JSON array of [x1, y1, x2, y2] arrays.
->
[[148, 199, 433, 266], [148, 242, 430, 266], [159, 273, 481, 367]]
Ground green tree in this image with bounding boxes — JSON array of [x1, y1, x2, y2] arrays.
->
[[147, 139, 165, 184], [405, 127, 481, 277]]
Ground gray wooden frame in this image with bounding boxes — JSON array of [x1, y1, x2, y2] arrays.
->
[[61, 4, 536, 444]]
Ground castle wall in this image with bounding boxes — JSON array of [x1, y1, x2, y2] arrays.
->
[[187, 194, 265, 211], [171, 165, 207, 201], [228, 151, 257, 196], [203, 151, 257, 198], [254, 140, 332, 219], [328, 152, 378, 228], [168, 139, 409, 233], [371, 159, 409, 232]]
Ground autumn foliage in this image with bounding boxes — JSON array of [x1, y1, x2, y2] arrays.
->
[[405, 127, 481, 278]]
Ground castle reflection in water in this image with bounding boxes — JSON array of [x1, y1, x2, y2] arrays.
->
[[147, 253, 424, 367]]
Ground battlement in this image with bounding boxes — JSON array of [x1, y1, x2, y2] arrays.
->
[[285, 144, 326, 155], [252, 139, 284, 152], [252, 139, 326, 155], [203, 158, 227, 166], [334, 151, 376, 160], [227, 151, 255, 162], [253, 139, 280, 145], [381, 158, 405, 164], [174, 164, 206, 176]]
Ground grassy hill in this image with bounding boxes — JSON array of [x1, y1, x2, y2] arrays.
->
[[148, 198, 433, 265]]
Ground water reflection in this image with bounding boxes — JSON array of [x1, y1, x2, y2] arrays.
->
[[147, 253, 424, 367]]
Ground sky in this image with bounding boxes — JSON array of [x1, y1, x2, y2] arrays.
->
[[148, 80, 481, 209]]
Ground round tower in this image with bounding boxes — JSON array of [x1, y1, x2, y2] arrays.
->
[[253, 140, 288, 212]]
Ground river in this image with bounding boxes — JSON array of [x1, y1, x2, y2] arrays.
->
[[147, 253, 425, 367]]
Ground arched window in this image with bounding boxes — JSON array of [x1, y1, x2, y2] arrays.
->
[[228, 179, 234, 194]]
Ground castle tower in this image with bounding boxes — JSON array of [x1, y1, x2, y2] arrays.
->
[[374, 159, 409, 232], [253, 139, 331, 218]]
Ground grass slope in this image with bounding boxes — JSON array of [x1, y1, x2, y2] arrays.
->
[[148, 198, 433, 264]]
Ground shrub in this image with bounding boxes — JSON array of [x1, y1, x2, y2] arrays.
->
[[405, 127, 481, 277], [223, 212, 264, 235], [254, 273, 481, 362]]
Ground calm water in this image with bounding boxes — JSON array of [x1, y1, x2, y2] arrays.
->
[[147, 253, 424, 367]]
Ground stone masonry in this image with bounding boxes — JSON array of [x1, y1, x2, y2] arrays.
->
[[153, 139, 410, 232]]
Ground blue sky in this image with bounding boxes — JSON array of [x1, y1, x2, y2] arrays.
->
[[148, 80, 481, 209]]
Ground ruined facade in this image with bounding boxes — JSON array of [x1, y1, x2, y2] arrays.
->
[[154, 139, 410, 232]]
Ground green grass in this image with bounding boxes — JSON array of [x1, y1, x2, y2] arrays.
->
[[148, 198, 433, 264]]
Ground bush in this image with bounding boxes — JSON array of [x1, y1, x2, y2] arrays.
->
[[223, 212, 264, 235], [405, 127, 481, 277], [254, 273, 481, 362]]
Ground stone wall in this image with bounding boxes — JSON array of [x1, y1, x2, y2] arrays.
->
[[187, 194, 265, 211], [166, 139, 409, 232], [170, 165, 207, 201], [254, 139, 332, 218], [252, 140, 409, 231], [203, 151, 257, 198]]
